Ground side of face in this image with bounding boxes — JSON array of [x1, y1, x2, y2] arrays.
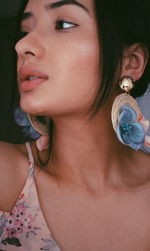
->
[[15, 0, 100, 117]]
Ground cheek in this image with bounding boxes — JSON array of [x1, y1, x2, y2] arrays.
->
[[20, 35, 100, 115], [47, 41, 99, 114], [51, 35, 100, 94], [66, 39, 99, 101]]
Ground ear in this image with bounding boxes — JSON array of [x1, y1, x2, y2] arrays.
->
[[121, 43, 148, 81]]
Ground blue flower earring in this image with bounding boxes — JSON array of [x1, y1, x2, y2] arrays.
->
[[14, 107, 50, 151], [111, 76, 150, 151]]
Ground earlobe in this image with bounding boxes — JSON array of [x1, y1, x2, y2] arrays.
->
[[121, 43, 148, 81]]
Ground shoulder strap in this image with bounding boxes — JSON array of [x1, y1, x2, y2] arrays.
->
[[25, 142, 35, 176]]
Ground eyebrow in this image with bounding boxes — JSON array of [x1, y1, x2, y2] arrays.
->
[[46, 0, 89, 12], [21, 0, 89, 22]]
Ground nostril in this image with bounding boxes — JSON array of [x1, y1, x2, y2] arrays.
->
[[25, 51, 35, 56]]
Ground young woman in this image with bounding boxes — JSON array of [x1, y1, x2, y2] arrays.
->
[[0, 0, 150, 250]]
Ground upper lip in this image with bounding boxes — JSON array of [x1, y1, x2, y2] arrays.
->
[[19, 66, 49, 82]]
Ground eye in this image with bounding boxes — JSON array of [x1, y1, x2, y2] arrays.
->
[[55, 19, 78, 30]]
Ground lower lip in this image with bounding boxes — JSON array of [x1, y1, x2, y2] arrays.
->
[[20, 78, 47, 92]]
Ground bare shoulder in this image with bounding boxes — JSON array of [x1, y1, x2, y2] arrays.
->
[[0, 140, 43, 178], [0, 141, 39, 211], [0, 141, 50, 212], [0, 139, 40, 164], [0, 141, 27, 164], [0, 141, 29, 182]]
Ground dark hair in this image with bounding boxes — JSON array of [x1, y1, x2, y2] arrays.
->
[[93, 0, 150, 113], [0, 0, 30, 143]]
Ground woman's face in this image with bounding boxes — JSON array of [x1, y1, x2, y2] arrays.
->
[[16, 0, 100, 117]]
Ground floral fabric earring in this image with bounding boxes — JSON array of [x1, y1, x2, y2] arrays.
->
[[111, 76, 150, 151], [14, 107, 50, 151]]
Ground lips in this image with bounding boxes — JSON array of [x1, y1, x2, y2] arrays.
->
[[19, 66, 49, 92]]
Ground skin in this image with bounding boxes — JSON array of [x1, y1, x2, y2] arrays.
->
[[17, 0, 100, 117], [0, 0, 150, 250]]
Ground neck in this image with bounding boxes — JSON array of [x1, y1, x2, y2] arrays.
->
[[43, 109, 150, 192]]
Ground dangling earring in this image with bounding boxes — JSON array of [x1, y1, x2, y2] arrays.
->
[[27, 113, 50, 151], [27, 114, 49, 136], [111, 76, 150, 151], [14, 107, 50, 151]]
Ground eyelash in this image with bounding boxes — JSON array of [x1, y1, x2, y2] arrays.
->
[[55, 19, 78, 30], [18, 19, 78, 39]]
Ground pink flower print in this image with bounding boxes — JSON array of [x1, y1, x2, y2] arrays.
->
[[21, 213, 37, 233], [12, 203, 35, 231], [13, 203, 26, 218], [3, 203, 27, 238], [4, 216, 23, 238], [3, 200, 40, 241], [1, 194, 41, 249]]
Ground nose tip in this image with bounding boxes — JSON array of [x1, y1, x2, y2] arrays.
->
[[15, 31, 44, 60], [15, 39, 25, 57], [15, 38, 36, 58], [15, 40, 35, 56]]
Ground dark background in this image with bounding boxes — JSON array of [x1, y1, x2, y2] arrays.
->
[[0, 0, 24, 143], [0, 0, 20, 17]]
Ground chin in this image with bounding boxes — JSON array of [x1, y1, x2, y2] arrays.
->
[[19, 91, 87, 118], [20, 96, 44, 116]]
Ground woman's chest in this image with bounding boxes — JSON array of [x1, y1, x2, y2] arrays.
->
[[49, 205, 150, 251], [35, 176, 150, 251]]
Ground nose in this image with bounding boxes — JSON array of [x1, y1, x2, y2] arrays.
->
[[15, 32, 44, 60]]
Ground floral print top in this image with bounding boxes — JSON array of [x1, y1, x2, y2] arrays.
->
[[0, 142, 61, 251]]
